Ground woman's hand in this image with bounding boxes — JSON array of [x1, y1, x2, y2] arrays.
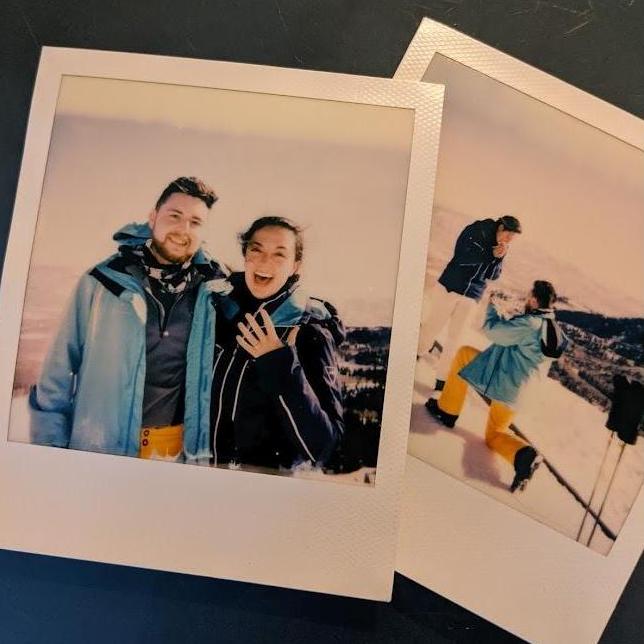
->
[[236, 308, 299, 358]]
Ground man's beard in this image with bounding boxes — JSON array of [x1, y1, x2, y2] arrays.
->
[[151, 234, 193, 264]]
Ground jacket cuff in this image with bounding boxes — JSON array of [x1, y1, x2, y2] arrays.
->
[[27, 385, 71, 448], [254, 346, 297, 395], [29, 411, 71, 448]]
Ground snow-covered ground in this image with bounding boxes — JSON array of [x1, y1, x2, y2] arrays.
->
[[8, 395, 375, 487], [410, 329, 644, 555]]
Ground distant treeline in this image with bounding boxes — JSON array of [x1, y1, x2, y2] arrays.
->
[[329, 326, 391, 472], [556, 311, 644, 363], [550, 311, 644, 421]]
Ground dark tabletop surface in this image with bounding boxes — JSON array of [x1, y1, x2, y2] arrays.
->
[[2, 1, 643, 642]]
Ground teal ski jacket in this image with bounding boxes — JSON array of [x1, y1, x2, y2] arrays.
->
[[28, 222, 227, 461], [459, 303, 555, 407]]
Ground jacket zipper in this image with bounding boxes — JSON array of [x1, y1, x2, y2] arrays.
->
[[212, 345, 224, 378], [162, 293, 184, 335], [212, 347, 238, 466], [144, 284, 186, 337], [211, 290, 293, 463], [463, 263, 482, 298], [231, 360, 250, 421], [278, 395, 315, 461], [229, 300, 293, 425]]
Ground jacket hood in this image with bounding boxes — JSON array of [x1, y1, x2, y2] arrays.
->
[[306, 298, 346, 346], [113, 222, 152, 246], [112, 221, 224, 268]]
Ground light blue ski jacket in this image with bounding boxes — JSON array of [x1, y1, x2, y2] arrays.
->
[[459, 303, 554, 407], [28, 222, 228, 461]]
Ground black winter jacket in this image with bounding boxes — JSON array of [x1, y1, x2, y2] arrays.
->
[[438, 218, 504, 301], [210, 274, 345, 470]]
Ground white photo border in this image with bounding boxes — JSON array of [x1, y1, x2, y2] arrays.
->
[[0, 47, 444, 601], [394, 17, 644, 642]]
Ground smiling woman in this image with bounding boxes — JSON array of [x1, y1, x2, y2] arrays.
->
[[206, 215, 345, 471], [241, 216, 303, 299]]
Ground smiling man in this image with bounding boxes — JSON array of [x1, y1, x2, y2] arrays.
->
[[29, 177, 227, 462]]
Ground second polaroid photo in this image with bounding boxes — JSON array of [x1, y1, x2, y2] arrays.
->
[[395, 17, 644, 644]]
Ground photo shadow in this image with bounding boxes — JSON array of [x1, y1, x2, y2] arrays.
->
[[410, 400, 508, 491], [408, 400, 441, 436], [454, 425, 508, 491]]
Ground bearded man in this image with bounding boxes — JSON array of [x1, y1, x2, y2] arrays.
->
[[29, 177, 226, 462]]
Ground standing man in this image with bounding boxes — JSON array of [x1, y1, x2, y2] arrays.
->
[[418, 215, 522, 391], [426, 280, 560, 492], [29, 176, 226, 462]]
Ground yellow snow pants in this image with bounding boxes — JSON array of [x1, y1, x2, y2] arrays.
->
[[139, 424, 183, 460], [438, 345, 526, 465]]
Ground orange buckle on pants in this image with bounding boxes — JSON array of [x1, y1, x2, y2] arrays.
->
[[139, 424, 183, 460]]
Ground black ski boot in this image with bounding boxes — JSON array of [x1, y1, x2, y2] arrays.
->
[[425, 398, 458, 428], [510, 446, 540, 493]]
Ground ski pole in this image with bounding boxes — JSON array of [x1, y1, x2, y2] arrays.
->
[[586, 441, 627, 548], [576, 431, 615, 543]]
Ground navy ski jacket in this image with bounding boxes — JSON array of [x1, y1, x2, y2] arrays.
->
[[438, 218, 505, 301], [209, 273, 345, 470]]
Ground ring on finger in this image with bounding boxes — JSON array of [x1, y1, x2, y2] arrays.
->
[[238, 322, 260, 345]]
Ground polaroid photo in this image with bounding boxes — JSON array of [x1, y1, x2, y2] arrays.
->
[[0, 47, 444, 600], [394, 18, 644, 642]]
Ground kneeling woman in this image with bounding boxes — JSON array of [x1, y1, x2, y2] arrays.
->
[[209, 216, 345, 470]]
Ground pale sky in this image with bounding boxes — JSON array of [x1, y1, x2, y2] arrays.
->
[[57, 75, 414, 150], [423, 54, 644, 305], [28, 76, 415, 326]]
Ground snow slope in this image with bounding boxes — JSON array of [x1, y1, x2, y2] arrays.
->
[[8, 395, 375, 486], [410, 329, 644, 556]]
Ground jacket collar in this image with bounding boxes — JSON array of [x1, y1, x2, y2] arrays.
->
[[216, 272, 312, 327], [531, 307, 555, 320], [89, 221, 227, 297]]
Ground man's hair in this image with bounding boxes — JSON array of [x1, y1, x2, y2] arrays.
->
[[496, 215, 522, 234], [155, 177, 218, 210], [239, 216, 304, 262], [532, 280, 557, 309]]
